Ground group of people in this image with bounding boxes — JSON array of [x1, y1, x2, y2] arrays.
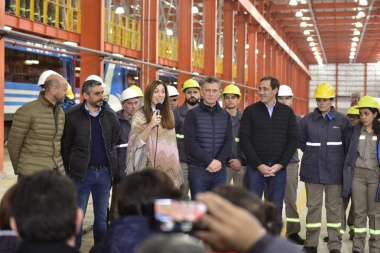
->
[[2, 68, 380, 253]]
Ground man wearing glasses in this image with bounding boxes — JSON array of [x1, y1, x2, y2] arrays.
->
[[239, 76, 298, 218], [298, 83, 350, 253]]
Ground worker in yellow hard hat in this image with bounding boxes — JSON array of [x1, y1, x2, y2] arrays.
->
[[173, 78, 201, 199], [222, 84, 246, 188], [343, 96, 380, 253], [61, 84, 76, 112], [346, 106, 360, 126], [299, 82, 350, 253]]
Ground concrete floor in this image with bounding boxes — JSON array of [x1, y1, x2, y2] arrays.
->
[[0, 148, 370, 253]]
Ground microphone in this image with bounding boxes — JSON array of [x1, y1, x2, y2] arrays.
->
[[155, 103, 163, 116], [154, 103, 163, 168]]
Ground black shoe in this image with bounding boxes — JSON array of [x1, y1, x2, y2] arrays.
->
[[330, 250, 341, 253], [303, 247, 317, 253], [287, 233, 305, 245], [349, 234, 354, 241]]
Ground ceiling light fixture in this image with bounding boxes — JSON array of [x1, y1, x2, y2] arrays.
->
[[355, 22, 363, 27], [307, 36, 313, 41], [115, 7, 125, 14], [312, 47, 317, 51], [300, 21, 308, 27], [357, 11, 365, 18], [351, 47, 357, 52], [352, 37, 359, 42], [314, 51, 319, 56], [359, 0, 368, 6], [350, 52, 355, 56], [289, 0, 298, 6], [349, 55, 355, 59], [303, 30, 310, 35], [353, 30, 361, 35], [351, 42, 358, 47], [309, 42, 315, 46], [192, 6, 199, 14], [295, 10, 303, 17]]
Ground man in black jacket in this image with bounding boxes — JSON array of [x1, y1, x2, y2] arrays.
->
[[239, 76, 298, 215], [184, 76, 232, 200], [62, 77, 120, 249]]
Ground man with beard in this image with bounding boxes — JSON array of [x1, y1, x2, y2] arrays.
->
[[8, 74, 68, 178], [173, 79, 201, 199], [222, 84, 246, 187], [61, 76, 120, 250]]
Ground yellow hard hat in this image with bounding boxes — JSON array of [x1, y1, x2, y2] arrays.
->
[[346, 106, 359, 116], [129, 85, 144, 97], [354, 96, 380, 111], [66, 84, 74, 100], [182, 79, 201, 93], [222, 84, 241, 98], [314, 82, 335, 98]]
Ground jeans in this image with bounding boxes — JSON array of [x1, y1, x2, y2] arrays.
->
[[245, 164, 286, 214], [72, 167, 112, 249], [188, 164, 226, 200]]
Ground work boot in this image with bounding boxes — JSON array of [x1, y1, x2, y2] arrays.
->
[[287, 233, 305, 245], [303, 247, 317, 253]]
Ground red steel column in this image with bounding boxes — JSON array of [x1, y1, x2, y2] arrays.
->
[[236, 10, 247, 111], [141, 0, 159, 91], [203, 0, 217, 76], [247, 24, 258, 106], [80, 0, 105, 96], [222, 0, 234, 83], [177, 0, 194, 105]]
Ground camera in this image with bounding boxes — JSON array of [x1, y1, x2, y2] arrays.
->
[[153, 199, 207, 232]]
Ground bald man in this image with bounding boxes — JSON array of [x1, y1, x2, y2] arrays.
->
[[8, 74, 68, 178]]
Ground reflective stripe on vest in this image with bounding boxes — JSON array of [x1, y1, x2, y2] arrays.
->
[[340, 229, 345, 235], [327, 142, 342, 145], [349, 225, 354, 231], [306, 223, 322, 229], [176, 134, 184, 139], [327, 222, 341, 228], [354, 227, 367, 233], [359, 135, 366, 140], [286, 218, 300, 223], [370, 229, 380, 235], [235, 138, 240, 143], [373, 136, 378, 141], [306, 142, 321, 146]]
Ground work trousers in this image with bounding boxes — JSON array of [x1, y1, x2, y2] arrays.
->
[[341, 196, 354, 237], [109, 180, 120, 222], [304, 183, 342, 251], [180, 162, 190, 200], [284, 162, 301, 236], [351, 168, 380, 253], [226, 166, 246, 187]]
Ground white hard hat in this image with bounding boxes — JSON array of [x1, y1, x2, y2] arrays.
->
[[85, 75, 107, 87], [38, 70, 59, 86], [121, 88, 140, 102], [167, 85, 179, 97], [278, 84, 294, 97]]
